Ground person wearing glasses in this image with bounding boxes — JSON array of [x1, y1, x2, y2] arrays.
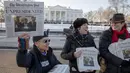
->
[[16, 33, 60, 73]]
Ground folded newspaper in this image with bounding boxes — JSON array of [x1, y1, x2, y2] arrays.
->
[[76, 47, 100, 72], [48, 64, 70, 73], [108, 38, 130, 60]]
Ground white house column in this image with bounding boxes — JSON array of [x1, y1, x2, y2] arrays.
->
[[65, 11, 67, 21], [54, 11, 56, 21], [60, 11, 61, 21], [48, 11, 51, 21]]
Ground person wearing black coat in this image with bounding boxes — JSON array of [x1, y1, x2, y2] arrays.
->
[[99, 13, 130, 73], [61, 18, 96, 73], [16, 33, 60, 73]]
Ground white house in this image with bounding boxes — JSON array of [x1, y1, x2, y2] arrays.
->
[[44, 5, 83, 23]]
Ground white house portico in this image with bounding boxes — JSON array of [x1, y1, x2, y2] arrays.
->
[[44, 5, 83, 24]]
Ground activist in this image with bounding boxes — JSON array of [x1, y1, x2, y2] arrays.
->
[[61, 18, 96, 73], [99, 13, 130, 73], [16, 33, 60, 73]]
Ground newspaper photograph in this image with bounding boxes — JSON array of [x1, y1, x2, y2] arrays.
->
[[76, 47, 100, 72], [83, 56, 94, 66], [48, 64, 70, 73], [122, 49, 130, 59], [108, 38, 130, 60], [4, 1, 44, 37], [14, 16, 36, 32]]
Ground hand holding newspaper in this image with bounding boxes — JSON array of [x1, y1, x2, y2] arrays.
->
[[74, 50, 82, 58], [48, 64, 70, 73], [76, 47, 100, 72], [108, 38, 130, 60]]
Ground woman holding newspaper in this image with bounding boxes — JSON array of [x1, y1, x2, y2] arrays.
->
[[99, 13, 130, 73], [16, 33, 60, 73], [61, 18, 96, 73]]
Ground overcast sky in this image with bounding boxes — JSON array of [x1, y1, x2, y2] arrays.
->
[[35, 0, 130, 13], [35, 0, 110, 13]]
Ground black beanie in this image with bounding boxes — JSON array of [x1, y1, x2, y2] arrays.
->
[[33, 30, 49, 43], [33, 36, 46, 43], [73, 18, 88, 29], [112, 13, 125, 23]]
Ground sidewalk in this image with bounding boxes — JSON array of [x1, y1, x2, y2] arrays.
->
[[0, 49, 26, 73]]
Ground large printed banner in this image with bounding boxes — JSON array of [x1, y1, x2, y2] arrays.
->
[[4, 1, 44, 37]]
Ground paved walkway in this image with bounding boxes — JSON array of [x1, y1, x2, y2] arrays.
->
[[0, 49, 26, 73]]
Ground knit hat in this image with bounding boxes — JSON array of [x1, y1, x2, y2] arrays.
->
[[112, 13, 125, 23], [33, 36, 46, 43], [33, 30, 49, 43], [73, 18, 88, 29]]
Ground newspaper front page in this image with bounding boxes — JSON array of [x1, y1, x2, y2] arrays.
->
[[48, 64, 70, 73], [108, 38, 130, 60], [76, 47, 100, 72], [4, 1, 44, 37]]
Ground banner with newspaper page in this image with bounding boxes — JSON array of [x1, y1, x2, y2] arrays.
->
[[4, 1, 44, 37]]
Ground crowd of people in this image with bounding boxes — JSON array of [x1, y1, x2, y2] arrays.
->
[[16, 13, 130, 73]]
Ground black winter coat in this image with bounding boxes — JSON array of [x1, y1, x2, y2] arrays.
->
[[99, 28, 130, 73], [16, 46, 60, 73], [61, 32, 96, 72]]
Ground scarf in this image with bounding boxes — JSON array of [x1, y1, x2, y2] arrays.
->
[[112, 25, 130, 43]]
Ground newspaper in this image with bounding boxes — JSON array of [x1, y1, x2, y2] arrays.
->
[[4, 1, 44, 37], [108, 38, 130, 60], [76, 47, 100, 72], [48, 64, 70, 73]]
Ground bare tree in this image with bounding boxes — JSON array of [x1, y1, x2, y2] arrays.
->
[[108, 0, 128, 13], [0, 0, 4, 8], [84, 10, 98, 22], [0, 0, 4, 23], [102, 7, 116, 21], [97, 7, 104, 22], [84, 11, 93, 21]]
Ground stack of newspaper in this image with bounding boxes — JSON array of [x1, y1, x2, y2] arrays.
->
[[48, 64, 70, 73], [108, 38, 130, 60], [76, 47, 100, 72]]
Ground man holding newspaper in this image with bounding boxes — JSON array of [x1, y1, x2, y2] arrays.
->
[[99, 13, 130, 73]]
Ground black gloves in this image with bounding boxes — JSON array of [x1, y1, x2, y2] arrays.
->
[[121, 60, 130, 67]]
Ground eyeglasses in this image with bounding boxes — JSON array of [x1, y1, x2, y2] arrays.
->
[[39, 39, 50, 43]]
